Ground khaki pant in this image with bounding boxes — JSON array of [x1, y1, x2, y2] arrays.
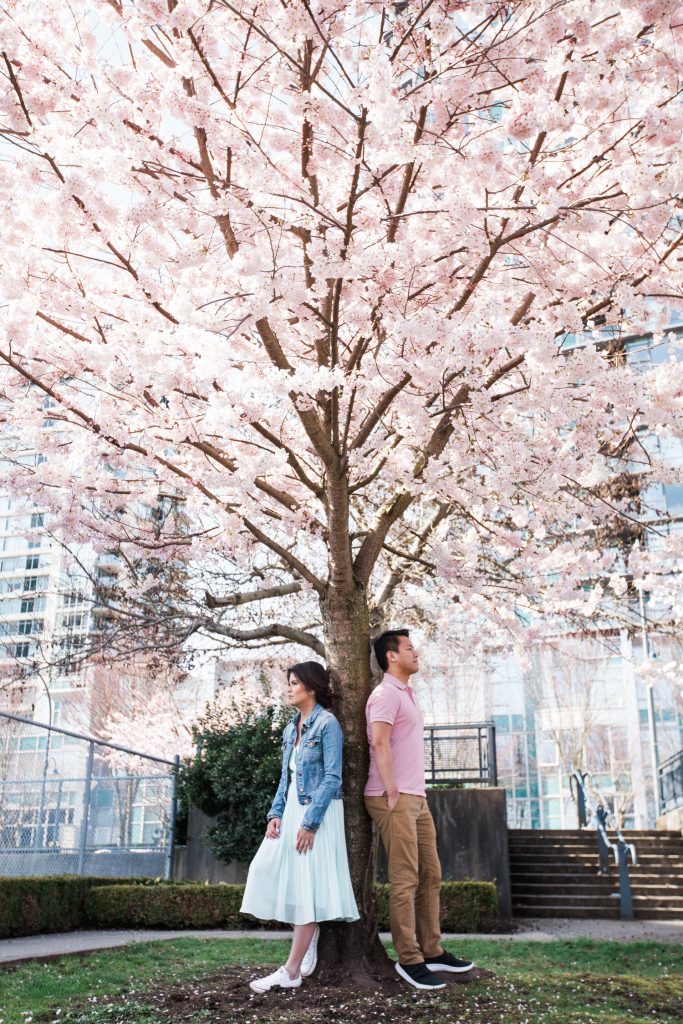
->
[[365, 793, 443, 965]]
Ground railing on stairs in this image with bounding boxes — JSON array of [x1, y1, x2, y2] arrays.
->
[[570, 769, 637, 920]]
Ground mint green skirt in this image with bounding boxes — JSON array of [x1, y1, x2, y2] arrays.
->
[[240, 770, 360, 925]]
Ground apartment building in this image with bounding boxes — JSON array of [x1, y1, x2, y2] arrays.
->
[[0, 496, 93, 721], [417, 325, 683, 829]]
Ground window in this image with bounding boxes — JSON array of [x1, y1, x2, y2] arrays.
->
[[538, 733, 559, 766], [23, 576, 38, 592], [62, 613, 84, 629], [542, 798, 562, 826], [0, 556, 22, 572], [542, 775, 560, 796], [25, 556, 39, 570], [14, 643, 30, 658], [18, 735, 48, 751], [20, 598, 34, 614], [17, 619, 42, 635], [30, 513, 44, 528], [27, 540, 41, 550], [664, 484, 683, 517]]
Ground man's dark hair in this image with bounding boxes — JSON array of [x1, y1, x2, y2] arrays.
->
[[373, 629, 410, 672]]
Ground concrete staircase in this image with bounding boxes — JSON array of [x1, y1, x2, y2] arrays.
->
[[509, 829, 683, 919]]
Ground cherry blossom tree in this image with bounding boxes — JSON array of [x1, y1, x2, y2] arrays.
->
[[2, 0, 683, 973]]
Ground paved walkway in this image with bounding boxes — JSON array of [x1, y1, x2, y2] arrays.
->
[[1, 919, 682, 966]]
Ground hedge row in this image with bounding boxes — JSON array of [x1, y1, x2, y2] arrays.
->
[[1, 876, 499, 938], [0, 876, 146, 939], [89, 881, 499, 932]]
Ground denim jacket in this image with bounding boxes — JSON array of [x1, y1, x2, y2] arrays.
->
[[267, 703, 343, 833]]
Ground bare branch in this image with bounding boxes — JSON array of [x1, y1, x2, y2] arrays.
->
[[204, 619, 325, 657], [205, 581, 303, 608], [389, 0, 437, 62]]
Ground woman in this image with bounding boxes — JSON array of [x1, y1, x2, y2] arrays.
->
[[241, 661, 359, 993]]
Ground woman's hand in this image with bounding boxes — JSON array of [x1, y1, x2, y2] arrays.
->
[[296, 827, 315, 854], [266, 818, 281, 839]]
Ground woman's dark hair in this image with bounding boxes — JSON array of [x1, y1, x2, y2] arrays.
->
[[287, 661, 337, 710]]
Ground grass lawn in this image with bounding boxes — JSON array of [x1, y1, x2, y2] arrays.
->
[[0, 937, 681, 1024]]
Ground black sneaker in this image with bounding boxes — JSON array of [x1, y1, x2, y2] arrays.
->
[[424, 951, 474, 973], [395, 961, 446, 990]]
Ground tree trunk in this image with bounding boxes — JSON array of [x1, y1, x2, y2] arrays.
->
[[315, 583, 392, 982]]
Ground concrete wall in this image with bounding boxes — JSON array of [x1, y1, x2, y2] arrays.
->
[[656, 806, 683, 832], [173, 806, 247, 884], [174, 788, 512, 924], [375, 788, 512, 924], [0, 849, 167, 878]]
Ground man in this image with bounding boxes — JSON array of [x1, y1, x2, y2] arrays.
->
[[364, 629, 475, 991]]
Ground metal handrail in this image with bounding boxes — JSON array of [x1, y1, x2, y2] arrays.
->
[[570, 768, 636, 920], [585, 772, 637, 866], [570, 769, 615, 861]]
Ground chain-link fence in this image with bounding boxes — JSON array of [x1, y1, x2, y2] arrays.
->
[[0, 711, 178, 878]]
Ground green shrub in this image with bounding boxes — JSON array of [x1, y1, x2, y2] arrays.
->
[[86, 880, 499, 932], [374, 881, 498, 931], [86, 882, 279, 930], [0, 875, 499, 938], [436, 880, 499, 931], [0, 876, 139, 939], [178, 697, 291, 865]]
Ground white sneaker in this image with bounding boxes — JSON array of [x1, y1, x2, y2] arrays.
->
[[300, 924, 320, 978], [249, 965, 302, 994]]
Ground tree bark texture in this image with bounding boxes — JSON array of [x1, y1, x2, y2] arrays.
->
[[316, 583, 391, 980]]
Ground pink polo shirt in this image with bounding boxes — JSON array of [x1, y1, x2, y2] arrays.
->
[[364, 673, 425, 797]]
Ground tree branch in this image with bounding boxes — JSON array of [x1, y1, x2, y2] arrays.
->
[[254, 317, 339, 467], [203, 619, 325, 656], [350, 372, 412, 451], [373, 502, 450, 617], [243, 518, 326, 594], [205, 581, 302, 608], [386, 105, 428, 244]]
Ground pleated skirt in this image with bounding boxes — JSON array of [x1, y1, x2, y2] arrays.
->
[[240, 774, 360, 925]]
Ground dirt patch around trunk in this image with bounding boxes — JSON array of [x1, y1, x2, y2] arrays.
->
[[139, 964, 494, 1023]]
